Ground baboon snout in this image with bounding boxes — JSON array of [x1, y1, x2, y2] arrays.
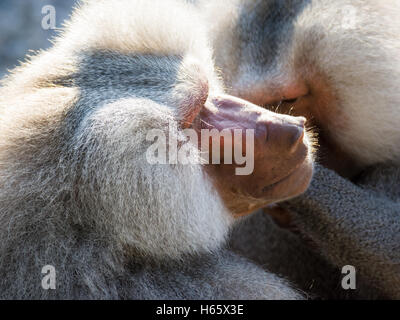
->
[[261, 115, 306, 154], [198, 95, 313, 216], [201, 95, 307, 156]]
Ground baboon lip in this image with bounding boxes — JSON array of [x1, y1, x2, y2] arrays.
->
[[261, 170, 295, 193], [261, 157, 310, 194]]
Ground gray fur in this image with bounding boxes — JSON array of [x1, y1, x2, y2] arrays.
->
[[284, 164, 400, 299], [231, 164, 400, 299], [0, 0, 303, 299]]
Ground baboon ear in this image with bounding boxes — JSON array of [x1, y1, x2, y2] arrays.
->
[[178, 96, 207, 130], [175, 60, 210, 129], [176, 83, 209, 129]]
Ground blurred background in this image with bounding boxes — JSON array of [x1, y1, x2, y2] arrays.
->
[[0, 0, 77, 77]]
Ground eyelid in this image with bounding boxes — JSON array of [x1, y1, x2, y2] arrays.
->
[[282, 98, 298, 104]]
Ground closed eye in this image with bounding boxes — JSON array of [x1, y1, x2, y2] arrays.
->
[[282, 98, 298, 104]]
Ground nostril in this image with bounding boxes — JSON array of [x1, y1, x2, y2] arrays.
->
[[288, 125, 305, 151], [255, 122, 269, 143], [261, 119, 305, 152]]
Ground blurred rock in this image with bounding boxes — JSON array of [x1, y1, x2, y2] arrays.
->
[[0, 0, 76, 77]]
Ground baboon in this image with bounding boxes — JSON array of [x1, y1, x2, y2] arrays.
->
[[202, 0, 400, 299], [0, 0, 314, 299]]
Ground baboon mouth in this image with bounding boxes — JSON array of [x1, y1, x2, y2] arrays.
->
[[261, 156, 312, 194], [261, 169, 297, 193]]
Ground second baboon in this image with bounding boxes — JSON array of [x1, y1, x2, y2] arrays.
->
[[201, 0, 400, 299]]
